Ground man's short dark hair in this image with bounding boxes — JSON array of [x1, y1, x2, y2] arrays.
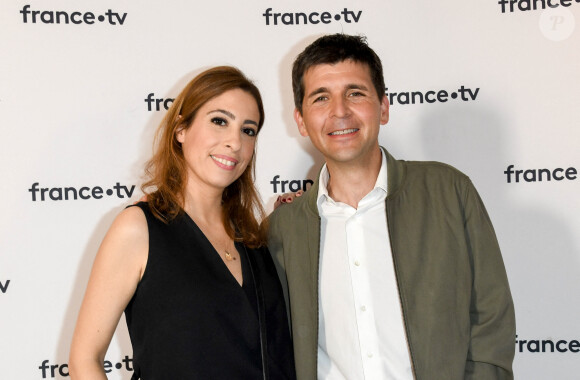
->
[[292, 34, 386, 114]]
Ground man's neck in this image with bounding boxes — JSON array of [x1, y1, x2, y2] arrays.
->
[[325, 147, 382, 209]]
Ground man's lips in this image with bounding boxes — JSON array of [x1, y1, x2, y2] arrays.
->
[[328, 128, 359, 136]]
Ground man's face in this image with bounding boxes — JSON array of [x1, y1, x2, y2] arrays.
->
[[294, 59, 389, 167]]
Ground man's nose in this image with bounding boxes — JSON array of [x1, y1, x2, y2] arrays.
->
[[330, 97, 349, 118]]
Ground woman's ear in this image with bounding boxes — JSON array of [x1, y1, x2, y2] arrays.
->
[[175, 116, 186, 143]]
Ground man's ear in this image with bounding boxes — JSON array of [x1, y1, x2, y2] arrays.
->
[[380, 94, 390, 125], [294, 108, 309, 137]]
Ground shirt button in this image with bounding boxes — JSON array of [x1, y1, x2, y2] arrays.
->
[[367, 352, 373, 358], [354, 260, 361, 266], [361, 305, 367, 312]]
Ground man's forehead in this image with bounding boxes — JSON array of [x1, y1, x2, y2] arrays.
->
[[303, 60, 372, 85]]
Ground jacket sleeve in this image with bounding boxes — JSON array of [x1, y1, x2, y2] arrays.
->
[[462, 180, 516, 380], [267, 212, 292, 330]]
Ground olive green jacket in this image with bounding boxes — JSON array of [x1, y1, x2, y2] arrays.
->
[[268, 148, 515, 380]]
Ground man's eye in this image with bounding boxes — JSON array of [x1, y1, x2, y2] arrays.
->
[[349, 91, 364, 97], [313, 96, 327, 103], [243, 127, 257, 137], [211, 117, 227, 126]]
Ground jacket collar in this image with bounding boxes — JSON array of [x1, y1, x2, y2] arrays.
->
[[304, 146, 406, 215]]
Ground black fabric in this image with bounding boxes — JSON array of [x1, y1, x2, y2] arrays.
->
[[244, 245, 269, 380], [125, 202, 295, 380]]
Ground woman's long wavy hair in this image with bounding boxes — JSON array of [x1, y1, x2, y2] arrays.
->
[[142, 66, 267, 248]]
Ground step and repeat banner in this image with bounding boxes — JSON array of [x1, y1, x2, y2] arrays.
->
[[1, 1, 579, 378]]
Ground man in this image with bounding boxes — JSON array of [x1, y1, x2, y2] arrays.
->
[[268, 34, 515, 380]]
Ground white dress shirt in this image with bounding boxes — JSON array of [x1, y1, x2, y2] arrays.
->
[[316, 151, 413, 380]]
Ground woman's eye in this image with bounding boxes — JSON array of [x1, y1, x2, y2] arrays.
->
[[211, 117, 227, 126], [243, 127, 257, 137]]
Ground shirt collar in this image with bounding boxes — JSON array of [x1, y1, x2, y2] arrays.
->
[[317, 149, 388, 208]]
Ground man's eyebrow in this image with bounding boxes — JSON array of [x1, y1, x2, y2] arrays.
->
[[345, 84, 369, 91], [306, 87, 328, 99], [208, 109, 258, 126]]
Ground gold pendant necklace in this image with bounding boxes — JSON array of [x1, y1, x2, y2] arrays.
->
[[224, 249, 236, 261]]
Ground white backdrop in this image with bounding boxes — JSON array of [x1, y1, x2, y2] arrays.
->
[[1, 1, 579, 378]]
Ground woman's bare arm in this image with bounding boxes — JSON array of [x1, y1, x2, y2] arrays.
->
[[69, 206, 148, 379]]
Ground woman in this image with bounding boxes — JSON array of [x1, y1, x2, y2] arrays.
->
[[69, 66, 295, 379]]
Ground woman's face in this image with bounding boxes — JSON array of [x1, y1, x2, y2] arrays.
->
[[176, 88, 260, 193]]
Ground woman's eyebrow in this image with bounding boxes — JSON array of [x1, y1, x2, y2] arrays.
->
[[208, 109, 235, 119]]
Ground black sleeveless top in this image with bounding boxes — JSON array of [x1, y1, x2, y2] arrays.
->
[[125, 203, 295, 379]]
